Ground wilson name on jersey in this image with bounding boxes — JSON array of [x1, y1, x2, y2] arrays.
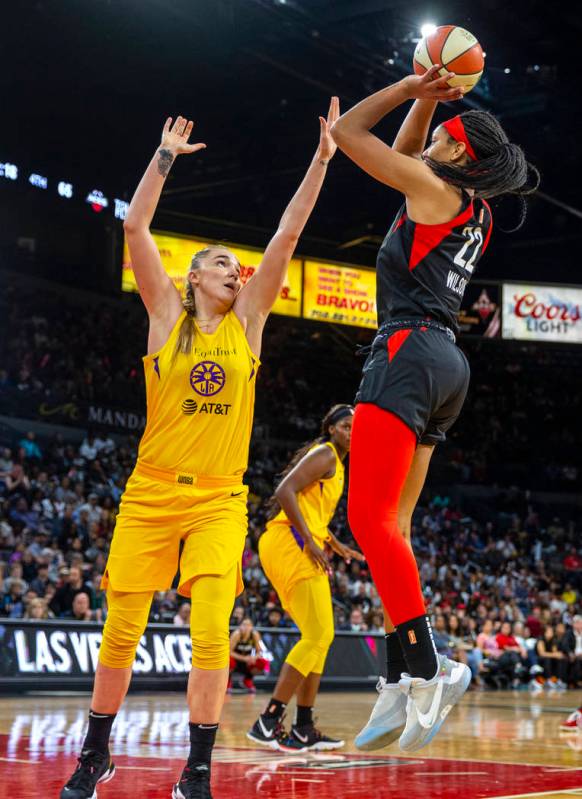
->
[[377, 192, 493, 334]]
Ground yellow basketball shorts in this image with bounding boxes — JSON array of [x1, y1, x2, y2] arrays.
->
[[259, 521, 324, 608], [102, 461, 248, 597], [259, 522, 334, 676]]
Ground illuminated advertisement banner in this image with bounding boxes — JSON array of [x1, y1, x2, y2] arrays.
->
[[458, 282, 501, 338], [122, 232, 302, 318], [502, 283, 582, 343], [0, 621, 384, 691], [303, 260, 377, 329]]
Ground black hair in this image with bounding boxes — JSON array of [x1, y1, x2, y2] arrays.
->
[[265, 403, 353, 521], [425, 110, 540, 230]]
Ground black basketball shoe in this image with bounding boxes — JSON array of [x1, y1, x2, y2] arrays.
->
[[60, 749, 115, 798], [246, 714, 287, 750], [172, 764, 213, 799], [278, 723, 345, 752]]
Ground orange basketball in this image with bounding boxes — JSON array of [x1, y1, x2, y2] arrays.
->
[[413, 26, 484, 93]]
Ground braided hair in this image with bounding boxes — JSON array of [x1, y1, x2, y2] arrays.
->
[[174, 247, 213, 356], [265, 404, 353, 521], [425, 110, 540, 230]]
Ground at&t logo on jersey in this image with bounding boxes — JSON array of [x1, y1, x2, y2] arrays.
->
[[181, 399, 232, 416]]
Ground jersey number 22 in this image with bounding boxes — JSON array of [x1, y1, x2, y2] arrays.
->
[[454, 226, 483, 274]]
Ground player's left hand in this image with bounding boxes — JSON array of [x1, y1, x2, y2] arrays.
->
[[318, 96, 340, 163], [333, 541, 365, 564], [402, 66, 465, 102]]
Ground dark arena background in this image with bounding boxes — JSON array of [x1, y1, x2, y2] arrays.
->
[[2, 2, 582, 798]]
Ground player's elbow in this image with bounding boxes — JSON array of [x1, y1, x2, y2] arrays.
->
[[275, 228, 299, 250], [330, 119, 353, 144], [123, 217, 138, 236], [330, 120, 344, 144]]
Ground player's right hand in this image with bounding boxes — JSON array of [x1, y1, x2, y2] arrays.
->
[[402, 66, 464, 102], [161, 116, 206, 156], [305, 537, 329, 572]]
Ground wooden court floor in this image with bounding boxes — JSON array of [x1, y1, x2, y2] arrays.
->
[[1, 689, 582, 798]]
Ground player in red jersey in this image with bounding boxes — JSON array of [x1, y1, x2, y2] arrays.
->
[[331, 66, 538, 752]]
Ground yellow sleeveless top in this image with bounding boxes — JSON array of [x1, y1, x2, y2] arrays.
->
[[137, 310, 259, 478], [269, 442, 345, 547]]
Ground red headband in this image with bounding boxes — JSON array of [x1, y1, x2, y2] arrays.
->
[[442, 116, 477, 161]]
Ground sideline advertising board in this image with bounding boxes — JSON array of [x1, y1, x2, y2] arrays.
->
[[502, 283, 582, 343], [458, 282, 501, 338], [122, 232, 303, 318], [303, 260, 377, 329], [0, 620, 384, 692]]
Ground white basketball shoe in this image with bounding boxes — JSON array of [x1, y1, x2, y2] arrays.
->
[[398, 655, 471, 752]]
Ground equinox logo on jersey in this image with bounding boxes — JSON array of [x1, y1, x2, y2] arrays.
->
[[181, 399, 232, 416], [190, 360, 226, 396]]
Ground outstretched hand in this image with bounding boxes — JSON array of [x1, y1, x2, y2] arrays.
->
[[161, 116, 206, 156], [402, 65, 465, 102], [318, 96, 340, 163]]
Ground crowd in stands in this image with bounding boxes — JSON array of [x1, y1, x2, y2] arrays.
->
[[1, 424, 582, 691], [1, 278, 582, 690]]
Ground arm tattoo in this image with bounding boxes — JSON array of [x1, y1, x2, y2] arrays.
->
[[157, 148, 174, 177]]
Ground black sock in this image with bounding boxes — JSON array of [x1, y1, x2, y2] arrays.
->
[[396, 615, 439, 681], [295, 705, 313, 727], [385, 631, 408, 684], [83, 710, 116, 755], [263, 698, 286, 720], [187, 723, 218, 772]]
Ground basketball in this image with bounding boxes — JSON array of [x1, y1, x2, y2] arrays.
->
[[414, 25, 484, 92]]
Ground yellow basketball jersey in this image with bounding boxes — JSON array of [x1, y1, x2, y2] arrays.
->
[[269, 442, 345, 546], [137, 310, 259, 478]]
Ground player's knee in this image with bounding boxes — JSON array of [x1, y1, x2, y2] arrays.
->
[[319, 623, 335, 652], [191, 634, 230, 670], [99, 615, 143, 668], [190, 610, 230, 670]]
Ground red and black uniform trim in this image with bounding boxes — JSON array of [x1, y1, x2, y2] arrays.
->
[[377, 191, 492, 334], [355, 192, 493, 444]]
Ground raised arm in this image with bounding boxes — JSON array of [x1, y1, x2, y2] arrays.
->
[[393, 99, 438, 158], [123, 117, 206, 347], [234, 98, 339, 353], [330, 67, 462, 195]]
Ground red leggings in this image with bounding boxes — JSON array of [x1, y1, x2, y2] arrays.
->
[[348, 403, 425, 627]]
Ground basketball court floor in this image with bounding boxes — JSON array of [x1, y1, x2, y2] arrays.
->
[[1, 689, 582, 798]]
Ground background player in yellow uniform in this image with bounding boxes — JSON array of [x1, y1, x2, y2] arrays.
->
[[60, 99, 340, 799], [248, 404, 363, 751]]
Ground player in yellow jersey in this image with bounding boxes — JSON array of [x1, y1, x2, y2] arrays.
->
[[247, 404, 363, 752], [60, 99, 340, 799]]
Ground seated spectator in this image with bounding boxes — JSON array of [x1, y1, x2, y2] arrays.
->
[[0, 579, 26, 617], [536, 625, 568, 688], [265, 607, 288, 629], [432, 614, 455, 659], [562, 615, 582, 687], [67, 591, 101, 622], [25, 597, 51, 620], [230, 605, 245, 627], [18, 432, 42, 461], [342, 608, 368, 632], [367, 611, 385, 633], [30, 563, 51, 598], [174, 602, 191, 627], [49, 565, 93, 617], [2, 561, 28, 594]]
